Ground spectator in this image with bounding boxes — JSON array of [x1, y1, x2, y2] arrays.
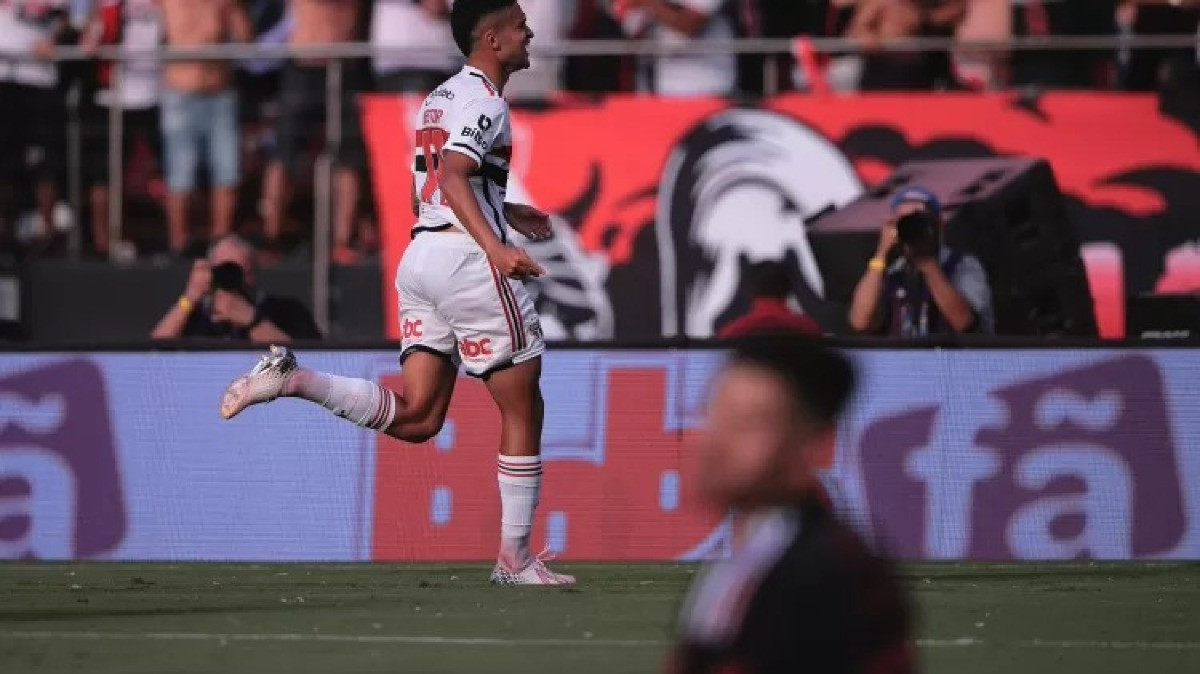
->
[[80, 0, 164, 258], [717, 261, 824, 339], [370, 0, 459, 93], [152, 233, 322, 341], [666, 334, 914, 674], [261, 0, 371, 264], [564, 0, 634, 93], [848, 187, 994, 336], [1009, 0, 1118, 88], [953, 0, 1011, 90], [159, 0, 253, 255], [1121, 0, 1200, 91], [610, 0, 740, 97], [0, 0, 76, 257], [848, 0, 966, 90]]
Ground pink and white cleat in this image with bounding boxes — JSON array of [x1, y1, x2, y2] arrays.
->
[[490, 547, 577, 586], [220, 345, 298, 420]]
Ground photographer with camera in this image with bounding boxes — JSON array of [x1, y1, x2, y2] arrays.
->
[[151, 234, 321, 342], [848, 187, 994, 337]]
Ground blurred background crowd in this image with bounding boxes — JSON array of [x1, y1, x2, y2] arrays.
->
[[0, 0, 1197, 266]]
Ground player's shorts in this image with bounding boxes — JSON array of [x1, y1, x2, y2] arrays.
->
[[396, 231, 545, 378]]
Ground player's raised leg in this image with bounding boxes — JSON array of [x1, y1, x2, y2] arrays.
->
[[219, 346, 457, 443], [220, 238, 462, 441], [483, 356, 574, 586]]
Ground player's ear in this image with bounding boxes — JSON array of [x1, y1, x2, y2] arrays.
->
[[483, 26, 499, 52]]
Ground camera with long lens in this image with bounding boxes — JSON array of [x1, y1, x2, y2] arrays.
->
[[895, 210, 939, 247], [210, 262, 246, 295]]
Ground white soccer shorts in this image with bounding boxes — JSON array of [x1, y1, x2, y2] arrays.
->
[[396, 232, 545, 378]]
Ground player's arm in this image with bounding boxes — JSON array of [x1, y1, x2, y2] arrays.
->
[[504, 202, 553, 241], [439, 153, 542, 278], [441, 99, 545, 278]]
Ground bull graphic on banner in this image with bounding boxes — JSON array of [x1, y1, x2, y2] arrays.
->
[[655, 109, 861, 337], [364, 93, 1200, 341]]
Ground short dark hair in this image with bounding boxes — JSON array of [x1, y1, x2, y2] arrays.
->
[[451, 0, 516, 56], [747, 261, 792, 299], [726, 334, 855, 427]]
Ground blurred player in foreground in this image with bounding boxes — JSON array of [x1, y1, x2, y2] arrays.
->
[[669, 335, 914, 674], [219, 0, 574, 586]]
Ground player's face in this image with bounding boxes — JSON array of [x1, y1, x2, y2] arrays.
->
[[697, 365, 819, 508], [494, 5, 534, 71]]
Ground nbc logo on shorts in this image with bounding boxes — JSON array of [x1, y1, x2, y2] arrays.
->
[[459, 338, 494, 359]]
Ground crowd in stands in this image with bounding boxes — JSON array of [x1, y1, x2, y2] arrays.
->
[[0, 0, 1197, 263]]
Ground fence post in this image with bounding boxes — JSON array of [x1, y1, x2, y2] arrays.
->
[[66, 81, 83, 258], [763, 56, 779, 97], [312, 58, 341, 337], [106, 61, 124, 261]]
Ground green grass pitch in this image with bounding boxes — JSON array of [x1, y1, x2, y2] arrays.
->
[[2, 563, 1198, 673]]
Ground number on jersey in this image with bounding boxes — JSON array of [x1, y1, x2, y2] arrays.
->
[[415, 128, 450, 203]]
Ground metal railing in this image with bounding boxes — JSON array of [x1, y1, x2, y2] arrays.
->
[[17, 32, 1200, 61], [2, 33, 1198, 334]]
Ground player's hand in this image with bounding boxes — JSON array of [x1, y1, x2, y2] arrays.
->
[[488, 244, 546, 279], [505, 203, 554, 242], [210, 290, 257, 328], [184, 260, 212, 303]]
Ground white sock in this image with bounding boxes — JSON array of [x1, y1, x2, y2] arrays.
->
[[497, 454, 542, 562], [286, 370, 396, 431]]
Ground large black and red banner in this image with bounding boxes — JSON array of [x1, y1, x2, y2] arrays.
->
[[363, 93, 1200, 340]]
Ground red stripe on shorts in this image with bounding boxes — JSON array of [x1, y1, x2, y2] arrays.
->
[[489, 265, 521, 351], [498, 269, 526, 351]]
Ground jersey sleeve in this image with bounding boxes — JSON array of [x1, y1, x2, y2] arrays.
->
[[443, 95, 509, 168]]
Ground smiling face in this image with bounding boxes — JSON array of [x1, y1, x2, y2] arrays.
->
[[487, 4, 534, 72]]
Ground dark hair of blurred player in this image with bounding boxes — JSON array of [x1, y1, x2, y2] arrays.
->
[[669, 334, 914, 674]]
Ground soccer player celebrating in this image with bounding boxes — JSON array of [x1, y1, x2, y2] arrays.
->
[[219, 0, 573, 586]]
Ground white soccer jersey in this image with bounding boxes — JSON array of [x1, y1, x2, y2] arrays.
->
[[412, 65, 513, 243]]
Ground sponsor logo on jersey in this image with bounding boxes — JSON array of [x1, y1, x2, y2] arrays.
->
[[461, 126, 489, 149], [423, 109, 444, 126], [429, 87, 455, 100]]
